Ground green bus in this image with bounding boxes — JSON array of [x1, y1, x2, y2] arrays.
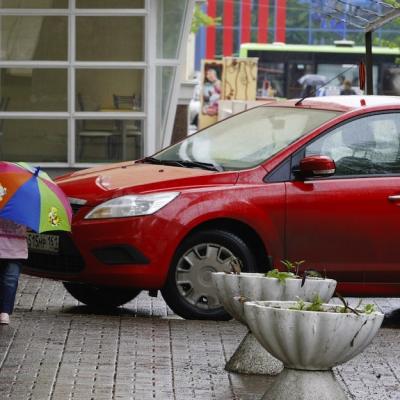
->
[[239, 42, 400, 99]]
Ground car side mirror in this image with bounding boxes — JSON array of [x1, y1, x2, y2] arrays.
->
[[298, 155, 336, 178]]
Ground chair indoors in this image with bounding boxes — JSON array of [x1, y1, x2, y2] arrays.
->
[[76, 93, 118, 161], [112, 94, 142, 160]]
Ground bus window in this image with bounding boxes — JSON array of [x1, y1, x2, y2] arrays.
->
[[288, 63, 313, 99], [257, 62, 284, 98], [317, 64, 378, 95], [382, 66, 400, 96], [240, 43, 400, 99]]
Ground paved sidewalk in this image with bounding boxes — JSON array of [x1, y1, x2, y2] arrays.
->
[[0, 275, 399, 400]]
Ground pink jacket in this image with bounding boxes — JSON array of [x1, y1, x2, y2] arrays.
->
[[0, 218, 28, 259]]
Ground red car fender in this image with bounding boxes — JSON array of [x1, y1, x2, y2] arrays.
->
[[156, 183, 286, 276]]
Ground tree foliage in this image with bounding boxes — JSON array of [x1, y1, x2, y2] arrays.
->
[[372, 0, 400, 48], [191, 4, 221, 33]]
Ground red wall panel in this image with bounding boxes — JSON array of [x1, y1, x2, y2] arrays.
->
[[258, 0, 269, 43]]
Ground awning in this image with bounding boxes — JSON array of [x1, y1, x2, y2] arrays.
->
[[308, 0, 400, 32], [308, 0, 400, 94]]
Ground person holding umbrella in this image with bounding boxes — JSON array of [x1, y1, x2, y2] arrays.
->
[[298, 74, 328, 97], [0, 162, 72, 325], [0, 218, 27, 325]]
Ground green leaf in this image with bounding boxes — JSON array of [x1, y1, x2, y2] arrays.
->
[[363, 304, 376, 314], [265, 269, 296, 284]]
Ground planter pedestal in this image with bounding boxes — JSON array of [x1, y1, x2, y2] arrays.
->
[[211, 273, 337, 376], [225, 331, 282, 375], [262, 369, 347, 400], [244, 300, 384, 400]]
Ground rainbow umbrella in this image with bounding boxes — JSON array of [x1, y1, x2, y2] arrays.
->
[[0, 161, 72, 233]]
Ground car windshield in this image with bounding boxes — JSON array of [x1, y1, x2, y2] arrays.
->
[[153, 106, 341, 171]]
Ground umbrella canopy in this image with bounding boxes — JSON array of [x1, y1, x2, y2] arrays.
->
[[298, 74, 327, 87], [0, 162, 72, 233]]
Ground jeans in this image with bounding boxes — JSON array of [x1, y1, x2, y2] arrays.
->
[[0, 260, 21, 314]]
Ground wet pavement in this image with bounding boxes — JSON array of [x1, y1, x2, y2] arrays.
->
[[0, 275, 399, 400]]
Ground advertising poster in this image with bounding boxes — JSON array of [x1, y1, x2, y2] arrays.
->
[[199, 59, 224, 130], [222, 57, 258, 101]]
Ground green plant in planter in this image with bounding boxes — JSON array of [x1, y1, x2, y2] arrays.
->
[[265, 269, 296, 283], [265, 259, 323, 286], [290, 295, 324, 312], [335, 293, 376, 315], [290, 293, 376, 315], [363, 303, 376, 314], [226, 258, 325, 288], [281, 259, 305, 275], [265, 259, 301, 282]]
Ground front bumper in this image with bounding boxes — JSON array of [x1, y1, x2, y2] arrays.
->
[[24, 211, 182, 290]]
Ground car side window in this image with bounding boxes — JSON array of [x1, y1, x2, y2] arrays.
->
[[305, 113, 400, 176]]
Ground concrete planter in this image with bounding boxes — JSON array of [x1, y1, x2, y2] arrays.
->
[[244, 300, 384, 400], [211, 272, 337, 375], [212, 272, 336, 324]]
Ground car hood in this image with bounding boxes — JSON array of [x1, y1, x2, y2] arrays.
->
[[56, 161, 239, 205]]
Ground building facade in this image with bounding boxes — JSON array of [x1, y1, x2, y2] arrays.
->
[[0, 0, 195, 170], [196, 0, 400, 67]]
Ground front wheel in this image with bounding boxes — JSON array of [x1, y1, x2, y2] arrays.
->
[[63, 282, 141, 308], [161, 230, 256, 320]]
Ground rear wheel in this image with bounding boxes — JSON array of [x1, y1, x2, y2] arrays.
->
[[63, 282, 141, 308], [161, 229, 256, 320]]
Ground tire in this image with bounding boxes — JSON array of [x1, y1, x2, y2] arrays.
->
[[161, 229, 256, 320], [63, 282, 141, 308]]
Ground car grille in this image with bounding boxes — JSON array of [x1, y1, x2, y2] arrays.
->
[[26, 232, 85, 274], [71, 203, 84, 215]]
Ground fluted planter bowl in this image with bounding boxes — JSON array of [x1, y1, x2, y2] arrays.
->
[[244, 300, 384, 371], [211, 272, 337, 324]]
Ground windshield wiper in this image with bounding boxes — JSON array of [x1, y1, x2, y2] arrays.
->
[[180, 160, 224, 172], [142, 157, 223, 172], [142, 157, 185, 168]]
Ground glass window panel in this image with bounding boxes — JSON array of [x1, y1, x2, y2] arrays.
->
[[157, 0, 187, 59], [1, 119, 67, 163], [317, 64, 378, 95], [75, 119, 143, 163], [381, 65, 400, 96], [257, 62, 284, 98], [288, 62, 314, 99], [0, 16, 67, 61], [112, 119, 143, 161], [1, 68, 67, 111], [76, 69, 144, 112], [76, 0, 144, 8], [0, 0, 68, 8], [157, 108, 340, 171], [76, 17, 144, 62], [156, 66, 174, 139], [305, 114, 400, 175]]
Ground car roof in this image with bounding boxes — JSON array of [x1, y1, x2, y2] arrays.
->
[[267, 95, 400, 113]]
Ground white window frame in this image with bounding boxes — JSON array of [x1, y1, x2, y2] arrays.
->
[[0, 0, 194, 168], [0, 1, 148, 168]]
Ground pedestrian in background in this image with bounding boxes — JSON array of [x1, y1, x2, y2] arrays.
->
[[0, 218, 27, 325], [340, 80, 356, 95]]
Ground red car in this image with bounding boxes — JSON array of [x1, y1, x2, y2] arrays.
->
[[25, 95, 400, 320]]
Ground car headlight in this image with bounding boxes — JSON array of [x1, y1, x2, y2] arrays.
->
[[84, 192, 180, 219]]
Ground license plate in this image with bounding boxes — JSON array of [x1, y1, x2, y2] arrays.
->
[[27, 232, 60, 254]]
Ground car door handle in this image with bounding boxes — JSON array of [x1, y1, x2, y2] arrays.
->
[[388, 195, 400, 202]]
